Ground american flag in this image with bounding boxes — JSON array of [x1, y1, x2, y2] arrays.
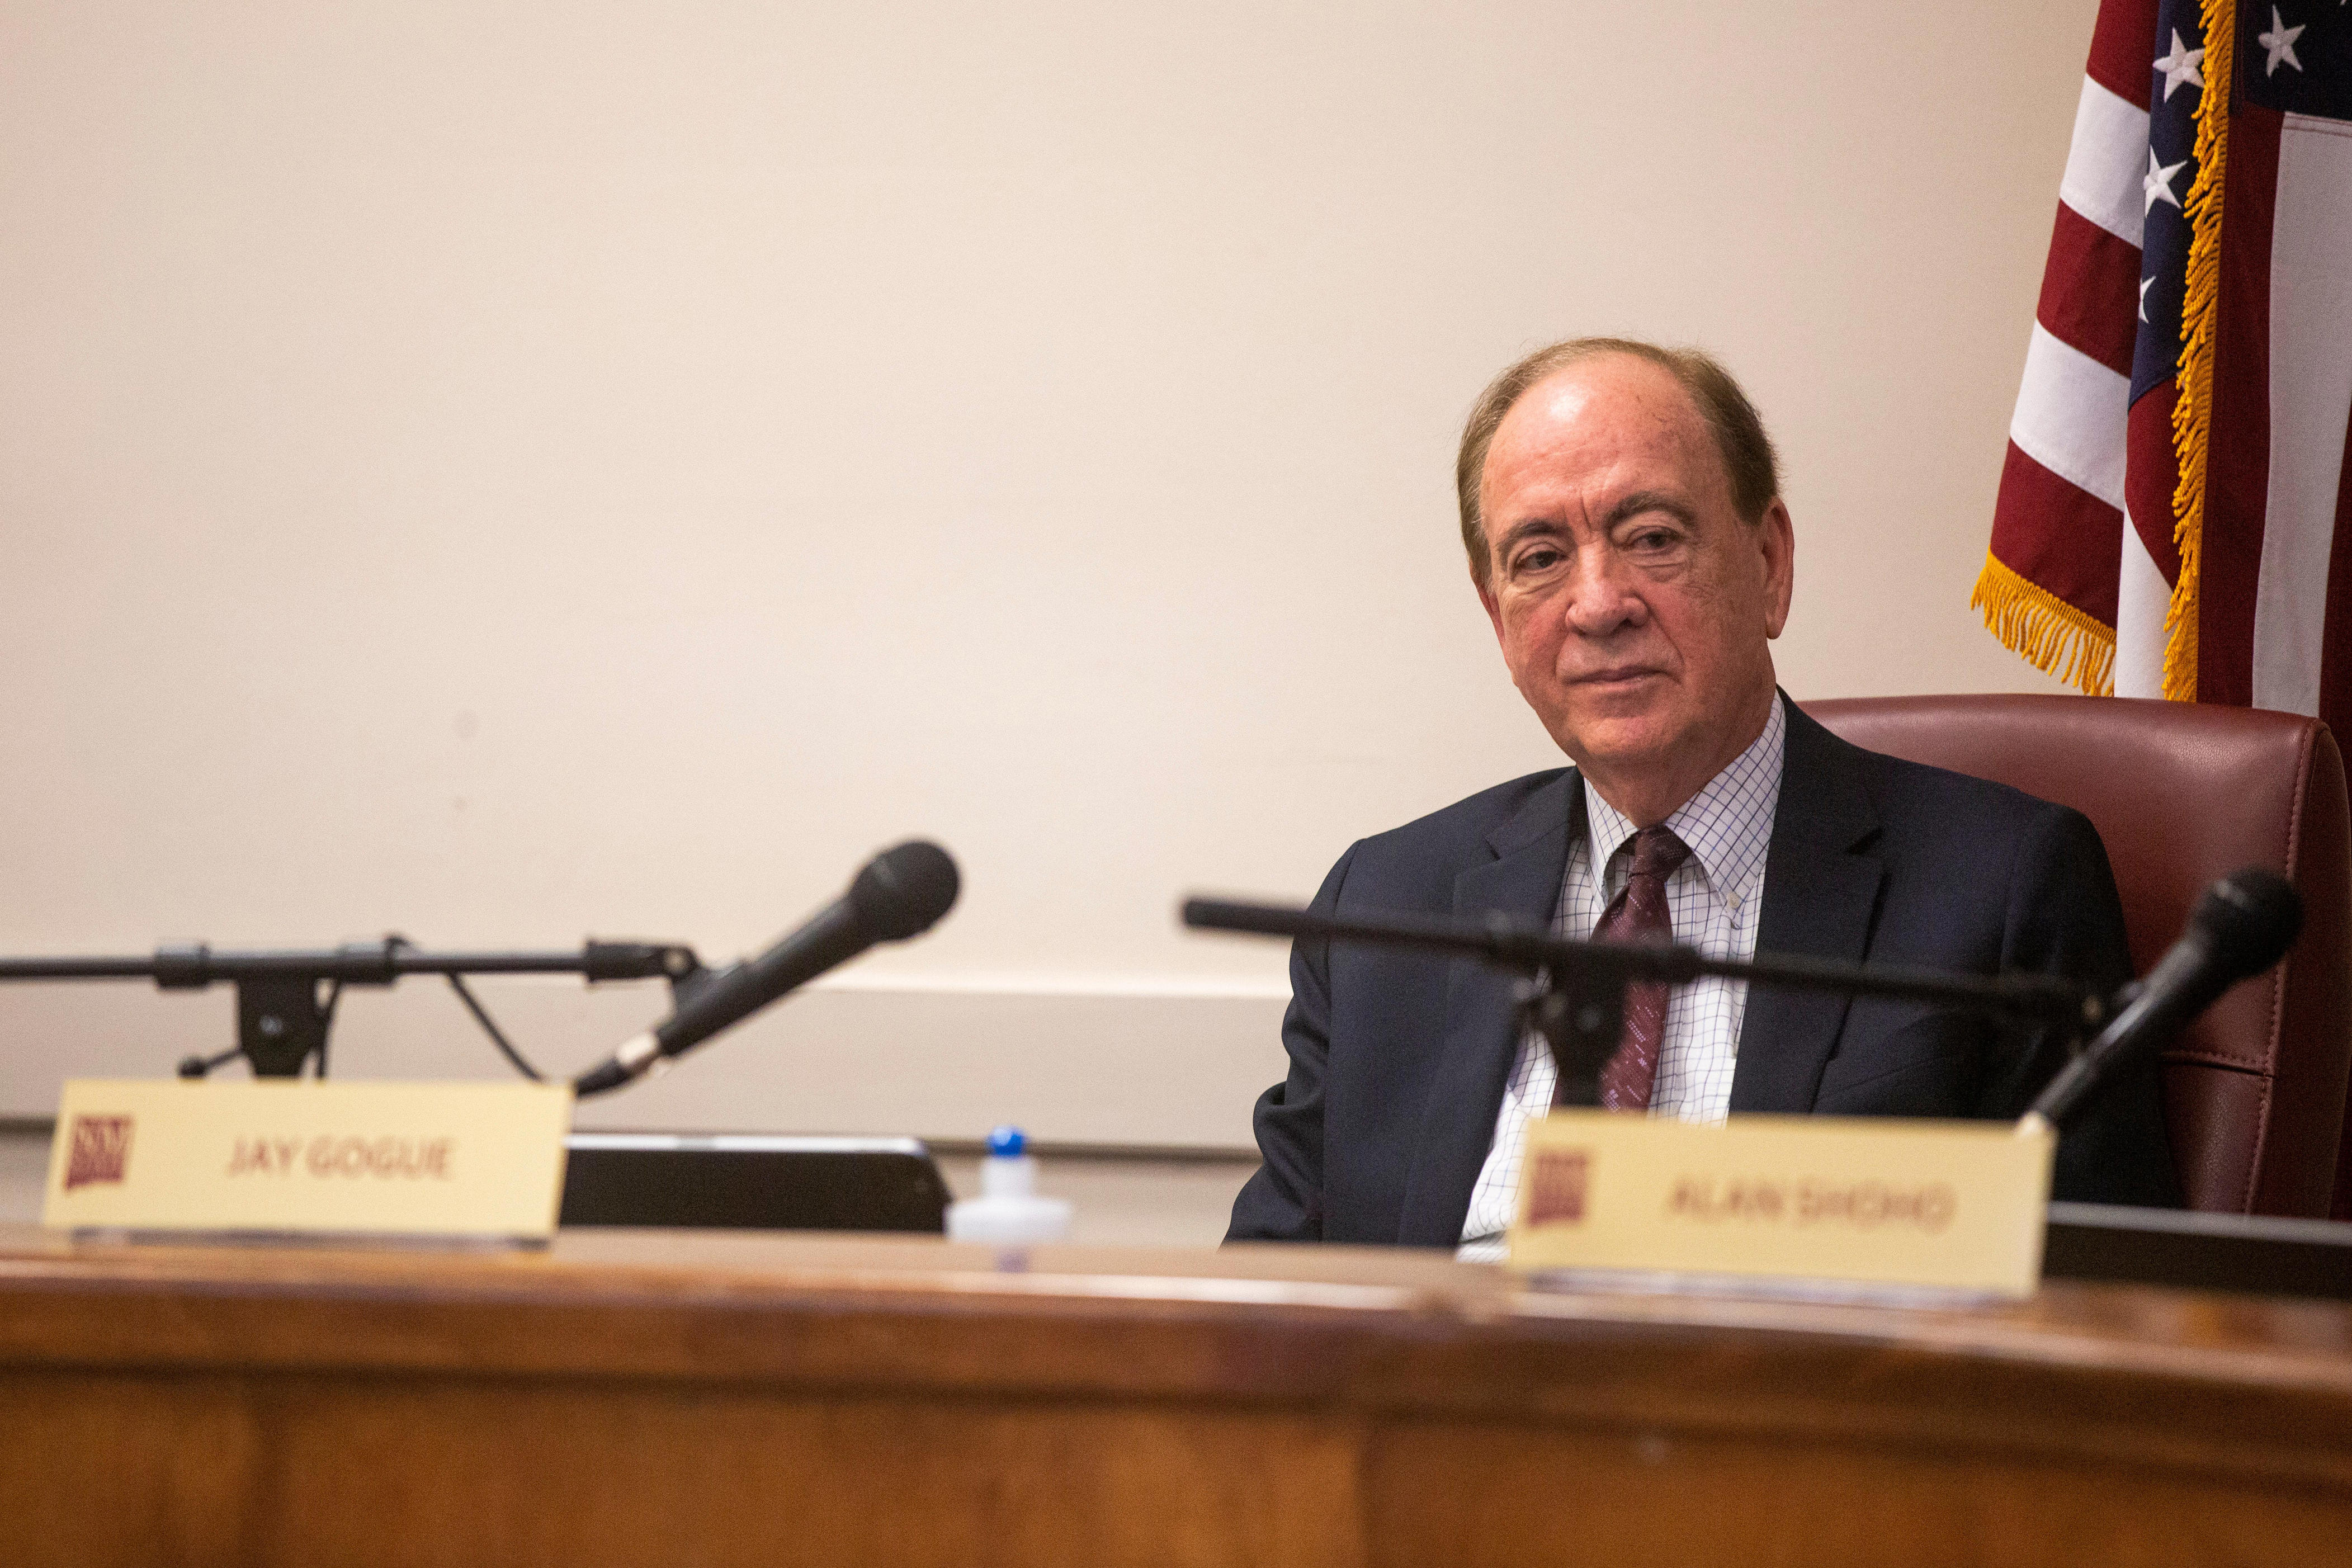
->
[[1975, 0, 2352, 735]]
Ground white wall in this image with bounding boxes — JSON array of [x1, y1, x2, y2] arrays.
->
[[0, 0, 2085, 1146]]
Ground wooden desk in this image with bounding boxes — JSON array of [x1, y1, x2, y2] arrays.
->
[[1, 1226, 2348, 1565]]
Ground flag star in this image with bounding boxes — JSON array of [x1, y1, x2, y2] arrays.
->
[[2140, 274, 2156, 322], [2260, 6, 2305, 74], [2145, 148, 2188, 214], [2153, 30, 2205, 98]]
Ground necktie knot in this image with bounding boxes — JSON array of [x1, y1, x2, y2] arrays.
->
[[1623, 825, 1691, 886]]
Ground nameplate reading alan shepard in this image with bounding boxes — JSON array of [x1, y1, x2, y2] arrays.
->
[[1507, 1111, 2054, 1298], [44, 1079, 573, 1241]]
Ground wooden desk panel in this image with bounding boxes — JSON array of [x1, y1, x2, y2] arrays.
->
[[0, 1227, 2348, 1565]]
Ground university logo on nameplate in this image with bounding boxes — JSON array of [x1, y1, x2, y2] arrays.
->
[[1507, 1111, 2055, 1298], [45, 1079, 574, 1242]]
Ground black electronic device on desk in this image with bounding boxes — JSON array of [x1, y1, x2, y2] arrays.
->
[[559, 1133, 952, 1233], [2043, 1202, 2352, 1303]]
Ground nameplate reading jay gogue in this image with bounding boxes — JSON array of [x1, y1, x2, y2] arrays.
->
[[1508, 1111, 2055, 1298], [44, 1079, 573, 1242]]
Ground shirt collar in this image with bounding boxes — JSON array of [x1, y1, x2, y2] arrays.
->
[[1579, 695, 1786, 910]]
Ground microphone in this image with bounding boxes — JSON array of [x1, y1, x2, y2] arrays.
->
[[572, 840, 960, 1097], [2023, 867, 2303, 1132]]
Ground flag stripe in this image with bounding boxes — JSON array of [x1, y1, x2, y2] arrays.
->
[[2197, 100, 2285, 709], [1990, 441, 2124, 623], [2040, 202, 2146, 377], [2014, 320, 2131, 511], [2125, 381, 2185, 580], [2085, 0, 2162, 108], [2252, 115, 2352, 716], [2315, 400, 2352, 739], [2116, 384, 2182, 688], [2061, 77, 2157, 248], [2115, 508, 2174, 697]]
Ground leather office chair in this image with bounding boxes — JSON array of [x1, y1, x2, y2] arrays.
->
[[1802, 695, 2352, 1218]]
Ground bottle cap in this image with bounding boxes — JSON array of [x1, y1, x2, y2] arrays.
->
[[986, 1125, 1026, 1158]]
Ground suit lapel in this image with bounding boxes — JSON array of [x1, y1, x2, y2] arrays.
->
[[1728, 697, 1886, 1113], [1394, 775, 1578, 1246]]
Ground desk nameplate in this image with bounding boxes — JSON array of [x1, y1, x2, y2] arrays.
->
[[1507, 1111, 2055, 1298], [44, 1079, 573, 1241]]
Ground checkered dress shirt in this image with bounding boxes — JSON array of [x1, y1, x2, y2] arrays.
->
[[1457, 698, 1786, 1260]]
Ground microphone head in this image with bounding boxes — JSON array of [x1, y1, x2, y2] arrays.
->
[[850, 840, 961, 941], [2192, 867, 2304, 982]]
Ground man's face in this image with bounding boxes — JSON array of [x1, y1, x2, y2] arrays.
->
[[1475, 355, 1794, 821]]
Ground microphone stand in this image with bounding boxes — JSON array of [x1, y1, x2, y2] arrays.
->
[[0, 940, 705, 1080], [1181, 898, 2109, 1109]]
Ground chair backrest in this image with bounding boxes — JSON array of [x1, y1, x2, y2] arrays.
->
[[1802, 695, 2352, 1217]]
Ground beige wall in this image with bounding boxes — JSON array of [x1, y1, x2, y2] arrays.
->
[[0, 0, 2087, 1145]]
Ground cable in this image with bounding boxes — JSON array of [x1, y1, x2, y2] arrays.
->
[[382, 931, 545, 1082], [380, 931, 541, 1081], [314, 980, 343, 1078], [446, 972, 545, 1081]]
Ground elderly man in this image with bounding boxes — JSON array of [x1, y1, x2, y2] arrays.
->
[[1229, 338, 2178, 1252]]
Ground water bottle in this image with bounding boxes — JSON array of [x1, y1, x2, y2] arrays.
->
[[944, 1126, 1072, 1244]]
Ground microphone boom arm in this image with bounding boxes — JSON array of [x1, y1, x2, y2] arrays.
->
[[1182, 896, 2107, 1109], [1182, 898, 2105, 1027], [0, 939, 703, 1080]]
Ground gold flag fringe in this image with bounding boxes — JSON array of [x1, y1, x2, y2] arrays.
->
[[1971, 551, 2116, 695], [2165, 0, 2235, 702]]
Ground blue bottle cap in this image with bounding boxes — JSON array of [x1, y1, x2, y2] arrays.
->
[[986, 1125, 1026, 1158]]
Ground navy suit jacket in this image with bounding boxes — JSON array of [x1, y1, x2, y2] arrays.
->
[[1228, 696, 2180, 1245]]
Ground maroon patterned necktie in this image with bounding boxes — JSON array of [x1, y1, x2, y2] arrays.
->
[[1561, 825, 1692, 1111]]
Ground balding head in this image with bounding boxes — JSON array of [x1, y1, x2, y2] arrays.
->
[[1456, 338, 1780, 588]]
